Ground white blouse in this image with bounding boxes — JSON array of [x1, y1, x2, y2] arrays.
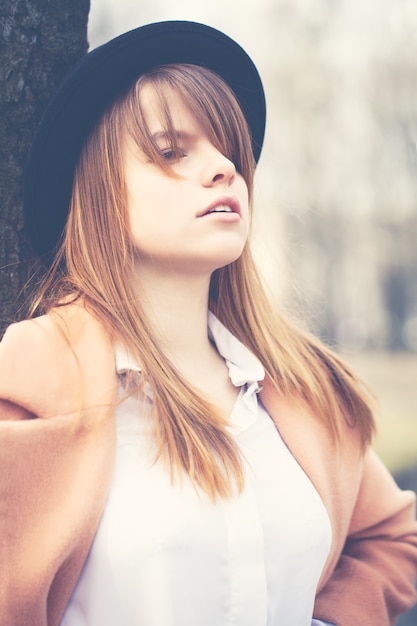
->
[[61, 313, 332, 626]]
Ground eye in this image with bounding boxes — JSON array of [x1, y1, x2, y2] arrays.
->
[[161, 147, 188, 162], [161, 149, 176, 161]]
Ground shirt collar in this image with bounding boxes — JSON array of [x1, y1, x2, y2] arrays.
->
[[207, 311, 264, 388], [115, 311, 265, 390]]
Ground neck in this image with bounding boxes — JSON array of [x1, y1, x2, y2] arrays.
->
[[135, 267, 215, 374], [133, 264, 239, 417]]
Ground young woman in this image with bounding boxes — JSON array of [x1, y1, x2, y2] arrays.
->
[[1, 20, 416, 626]]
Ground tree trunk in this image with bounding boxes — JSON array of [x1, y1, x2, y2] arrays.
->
[[0, 0, 90, 336]]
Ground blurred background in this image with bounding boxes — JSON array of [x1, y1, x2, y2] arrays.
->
[[89, 1, 417, 620], [89, 0, 417, 509]]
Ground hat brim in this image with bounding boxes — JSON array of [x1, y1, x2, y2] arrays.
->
[[23, 20, 266, 259]]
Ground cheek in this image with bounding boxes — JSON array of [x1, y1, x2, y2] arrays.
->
[[239, 184, 251, 226], [126, 191, 175, 252]]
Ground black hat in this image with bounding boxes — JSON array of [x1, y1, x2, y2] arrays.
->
[[23, 20, 266, 260]]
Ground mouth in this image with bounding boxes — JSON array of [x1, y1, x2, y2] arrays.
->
[[198, 198, 241, 218]]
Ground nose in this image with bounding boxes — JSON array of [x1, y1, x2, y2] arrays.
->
[[203, 144, 236, 187]]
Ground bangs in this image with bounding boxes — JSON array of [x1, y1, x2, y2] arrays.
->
[[112, 64, 255, 191]]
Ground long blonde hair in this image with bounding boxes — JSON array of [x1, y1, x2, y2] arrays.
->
[[32, 64, 375, 499]]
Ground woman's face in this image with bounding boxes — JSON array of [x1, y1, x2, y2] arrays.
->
[[123, 85, 250, 278]]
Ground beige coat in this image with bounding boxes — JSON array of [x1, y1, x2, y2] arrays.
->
[[1, 304, 417, 626]]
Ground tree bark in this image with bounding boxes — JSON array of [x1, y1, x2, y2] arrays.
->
[[0, 0, 90, 336]]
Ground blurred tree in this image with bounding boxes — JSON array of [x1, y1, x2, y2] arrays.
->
[[0, 0, 90, 336], [379, 217, 417, 351], [265, 0, 417, 352]]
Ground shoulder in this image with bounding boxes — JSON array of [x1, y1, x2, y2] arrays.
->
[[1, 314, 64, 363], [0, 315, 59, 389], [0, 302, 106, 371], [0, 303, 117, 418]]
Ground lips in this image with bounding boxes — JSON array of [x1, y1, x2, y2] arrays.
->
[[206, 205, 233, 214], [198, 197, 241, 217]]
